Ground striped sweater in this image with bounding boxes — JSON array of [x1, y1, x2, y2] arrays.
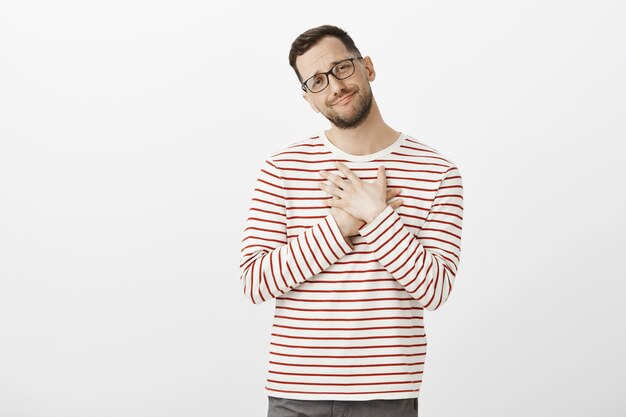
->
[[239, 130, 464, 401]]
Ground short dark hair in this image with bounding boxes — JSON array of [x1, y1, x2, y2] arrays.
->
[[288, 25, 362, 83]]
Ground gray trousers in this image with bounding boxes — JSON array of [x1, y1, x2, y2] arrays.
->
[[267, 396, 418, 417]]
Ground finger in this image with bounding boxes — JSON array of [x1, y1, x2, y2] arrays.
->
[[325, 195, 338, 208], [387, 196, 403, 204], [319, 182, 333, 196], [386, 188, 402, 197], [334, 161, 361, 186], [389, 199, 404, 208], [320, 169, 349, 190], [320, 182, 348, 199], [331, 195, 346, 209], [377, 165, 387, 186]]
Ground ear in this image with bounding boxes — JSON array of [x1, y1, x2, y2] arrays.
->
[[362, 56, 376, 82], [302, 92, 321, 113]]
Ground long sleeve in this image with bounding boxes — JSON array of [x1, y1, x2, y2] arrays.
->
[[357, 164, 464, 311], [239, 157, 354, 305]]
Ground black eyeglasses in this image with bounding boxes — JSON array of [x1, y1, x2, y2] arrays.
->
[[301, 57, 363, 93]]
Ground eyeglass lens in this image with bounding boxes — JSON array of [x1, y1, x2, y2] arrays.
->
[[306, 59, 355, 93]]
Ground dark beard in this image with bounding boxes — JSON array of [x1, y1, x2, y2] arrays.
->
[[323, 85, 373, 129]]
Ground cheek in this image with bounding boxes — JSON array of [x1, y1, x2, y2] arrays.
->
[[307, 98, 321, 112]]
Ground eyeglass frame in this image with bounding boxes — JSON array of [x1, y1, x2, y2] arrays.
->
[[300, 56, 364, 93]]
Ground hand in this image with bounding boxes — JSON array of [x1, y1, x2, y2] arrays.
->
[[319, 161, 394, 224], [328, 188, 404, 238]]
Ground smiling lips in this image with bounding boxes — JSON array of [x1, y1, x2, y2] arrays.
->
[[332, 92, 356, 106]]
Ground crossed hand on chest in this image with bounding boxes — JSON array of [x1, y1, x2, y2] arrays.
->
[[318, 161, 404, 227]]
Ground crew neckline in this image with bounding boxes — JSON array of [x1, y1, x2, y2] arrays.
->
[[320, 129, 407, 162]]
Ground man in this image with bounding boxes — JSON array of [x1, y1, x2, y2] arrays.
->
[[240, 24, 463, 417]]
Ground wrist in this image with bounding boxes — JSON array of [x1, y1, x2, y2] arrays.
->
[[364, 204, 388, 224]]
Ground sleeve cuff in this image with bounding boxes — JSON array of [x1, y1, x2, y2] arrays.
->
[[358, 205, 395, 238], [324, 212, 354, 255]]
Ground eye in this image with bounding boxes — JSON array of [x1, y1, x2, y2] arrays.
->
[[335, 62, 350, 74], [312, 75, 325, 86]]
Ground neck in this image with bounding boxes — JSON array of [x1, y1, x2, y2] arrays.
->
[[325, 98, 400, 156]]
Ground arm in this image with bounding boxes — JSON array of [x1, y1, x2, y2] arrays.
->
[[239, 157, 353, 304], [357, 165, 464, 311]]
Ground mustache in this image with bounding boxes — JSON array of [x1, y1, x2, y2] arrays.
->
[[328, 89, 357, 106]]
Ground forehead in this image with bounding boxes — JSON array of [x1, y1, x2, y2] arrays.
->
[[296, 36, 352, 80]]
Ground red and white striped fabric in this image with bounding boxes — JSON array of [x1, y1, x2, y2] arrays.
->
[[239, 130, 464, 401]]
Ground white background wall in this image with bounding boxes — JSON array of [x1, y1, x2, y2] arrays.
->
[[1, 1, 625, 416]]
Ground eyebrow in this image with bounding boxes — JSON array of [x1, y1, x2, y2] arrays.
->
[[306, 57, 352, 79]]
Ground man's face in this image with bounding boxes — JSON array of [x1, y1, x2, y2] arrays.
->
[[296, 36, 375, 129]]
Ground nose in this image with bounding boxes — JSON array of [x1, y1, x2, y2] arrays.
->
[[327, 74, 348, 97]]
